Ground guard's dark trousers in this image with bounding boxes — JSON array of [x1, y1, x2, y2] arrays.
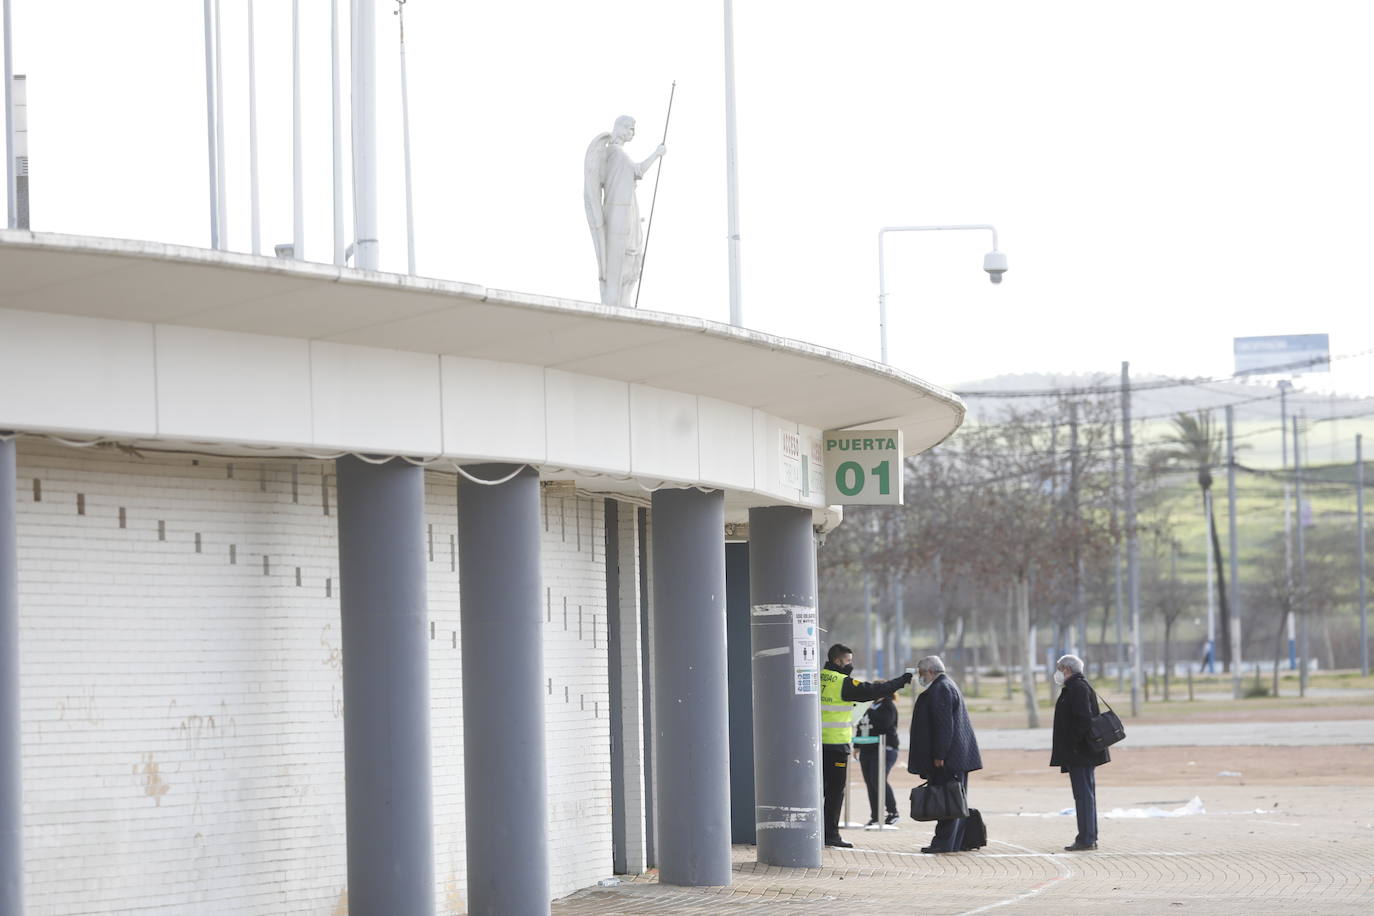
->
[[822, 744, 851, 837]]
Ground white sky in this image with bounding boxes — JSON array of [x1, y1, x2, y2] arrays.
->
[[7, 1, 1374, 396]]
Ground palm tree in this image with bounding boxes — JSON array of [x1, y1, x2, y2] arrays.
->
[[1152, 411, 1231, 670]]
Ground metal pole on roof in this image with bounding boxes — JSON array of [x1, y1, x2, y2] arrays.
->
[[396, 1, 415, 275], [723, 0, 743, 326], [201, 0, 220, 248], [292, 0, 304, 259], [247, 0, 261, 255], [352, 0, 379, 269], [3, 0, 15, 229], [331, 0, 346, 265], [213, 0, 227, 246]]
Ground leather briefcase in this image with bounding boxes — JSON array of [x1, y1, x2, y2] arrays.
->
[[909, 780, 969, 821]]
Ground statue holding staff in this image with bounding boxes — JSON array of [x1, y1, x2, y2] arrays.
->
[[584, 116, 666, 308]]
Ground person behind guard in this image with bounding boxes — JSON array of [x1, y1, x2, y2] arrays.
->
[[853, 691, 902, 828], [821, 643, 912, 848]]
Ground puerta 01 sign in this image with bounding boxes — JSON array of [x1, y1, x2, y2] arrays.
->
[[822, 429, 904, 506]]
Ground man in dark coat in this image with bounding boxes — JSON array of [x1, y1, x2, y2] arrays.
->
[[1050, 654, 1111, 851], [907, 655, 982, 853]]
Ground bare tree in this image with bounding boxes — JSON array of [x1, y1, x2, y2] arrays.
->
[[1142, 522, 1190, 701], [820, 392, 1123, 727]]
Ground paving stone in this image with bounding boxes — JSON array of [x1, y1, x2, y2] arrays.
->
[[553, 785, 1374, 914]]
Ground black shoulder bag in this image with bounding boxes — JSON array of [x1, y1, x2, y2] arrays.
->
[[1083, 691, 1126, 752]]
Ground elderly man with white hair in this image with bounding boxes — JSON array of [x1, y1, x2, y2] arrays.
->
[[1051, 654, 1111, 851], [907, 655, 982, 853]]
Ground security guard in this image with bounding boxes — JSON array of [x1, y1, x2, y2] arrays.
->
[[820, 643, 912, 848]]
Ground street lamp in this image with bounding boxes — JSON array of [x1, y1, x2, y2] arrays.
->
[[877, 224, 1006, 364]]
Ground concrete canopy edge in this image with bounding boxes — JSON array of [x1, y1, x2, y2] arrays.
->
[[0, 231, 965, 513]]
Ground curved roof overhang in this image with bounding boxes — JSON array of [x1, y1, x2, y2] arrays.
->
[[0, 231, 964, 520]]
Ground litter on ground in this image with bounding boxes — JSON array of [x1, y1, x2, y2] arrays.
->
[[1014, 797, 1207, 819]]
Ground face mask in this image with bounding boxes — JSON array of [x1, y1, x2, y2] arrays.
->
[[1053, 670, 1066, 687], [918, 674, 932, 689], [839, 663, 854, 676]]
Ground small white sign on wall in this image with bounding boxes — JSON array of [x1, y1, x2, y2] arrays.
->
[[779, 429, 803, 490], [822, 429, 904, 505]]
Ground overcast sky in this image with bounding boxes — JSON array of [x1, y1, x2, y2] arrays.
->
[[7, 1, 1373, 396]]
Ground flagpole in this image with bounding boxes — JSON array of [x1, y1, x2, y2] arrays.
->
[[724, 0, 743, 326]]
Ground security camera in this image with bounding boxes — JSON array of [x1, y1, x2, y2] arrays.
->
[[983, 250, 1008, 284]]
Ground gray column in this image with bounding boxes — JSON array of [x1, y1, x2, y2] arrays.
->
[[747, 507, 822, 868], [457, 465, 549, 914], [651, 488, 732, 886], [605, 500, 628, 873], [1, 436, 23, 913], [725, 542, 755, 845], [335, 456, 433, 916]]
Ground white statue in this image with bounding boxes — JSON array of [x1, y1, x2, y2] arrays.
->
[[584, 116, 666, 308]]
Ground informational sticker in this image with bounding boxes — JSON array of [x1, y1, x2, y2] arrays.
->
[[792, 607, 818, 694], [779, 430, 803, 490], [807, 435, 826, 498]]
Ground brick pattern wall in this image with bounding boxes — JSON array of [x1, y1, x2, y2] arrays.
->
[[539, 494, 612, 897], [13, 441, 633, 914]]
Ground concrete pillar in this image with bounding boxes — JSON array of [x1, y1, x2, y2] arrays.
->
[[457, 465, 549, 914], [747, 507, 822, 867], [0, 436, 23, 913], [651, 488, 732, 886], [725, 542, 755, 845], [335, 456, 433, 915], [605, 500, 629, 873]]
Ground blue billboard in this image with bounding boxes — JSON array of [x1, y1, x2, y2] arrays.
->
[[1233, 334, 1330, 376]]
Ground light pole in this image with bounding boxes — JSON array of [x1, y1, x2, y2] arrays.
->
[[877, 224, 1006, 364]]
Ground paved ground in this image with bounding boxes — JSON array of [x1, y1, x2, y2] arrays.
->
[[553, 785, 1374, 914]]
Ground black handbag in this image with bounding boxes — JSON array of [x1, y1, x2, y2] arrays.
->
[[909, 779, 969, 821], [1084, 693, 1126, 752]]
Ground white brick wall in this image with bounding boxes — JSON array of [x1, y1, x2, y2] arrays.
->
[[541, 494, 608, 894], [12, 441, 640, 914]]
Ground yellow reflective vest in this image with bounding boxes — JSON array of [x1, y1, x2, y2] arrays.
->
[[819, 668, 855, 745]]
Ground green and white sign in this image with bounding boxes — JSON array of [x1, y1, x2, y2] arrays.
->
[[822, 429, 904, 505]]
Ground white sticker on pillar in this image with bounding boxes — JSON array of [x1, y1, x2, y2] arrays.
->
[[779, 429, 803, 490], [792, 607, 818, 694]]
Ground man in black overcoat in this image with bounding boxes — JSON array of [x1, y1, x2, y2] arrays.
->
[[1050, 653, 1111, 851], [907, 655, 982, 853]]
